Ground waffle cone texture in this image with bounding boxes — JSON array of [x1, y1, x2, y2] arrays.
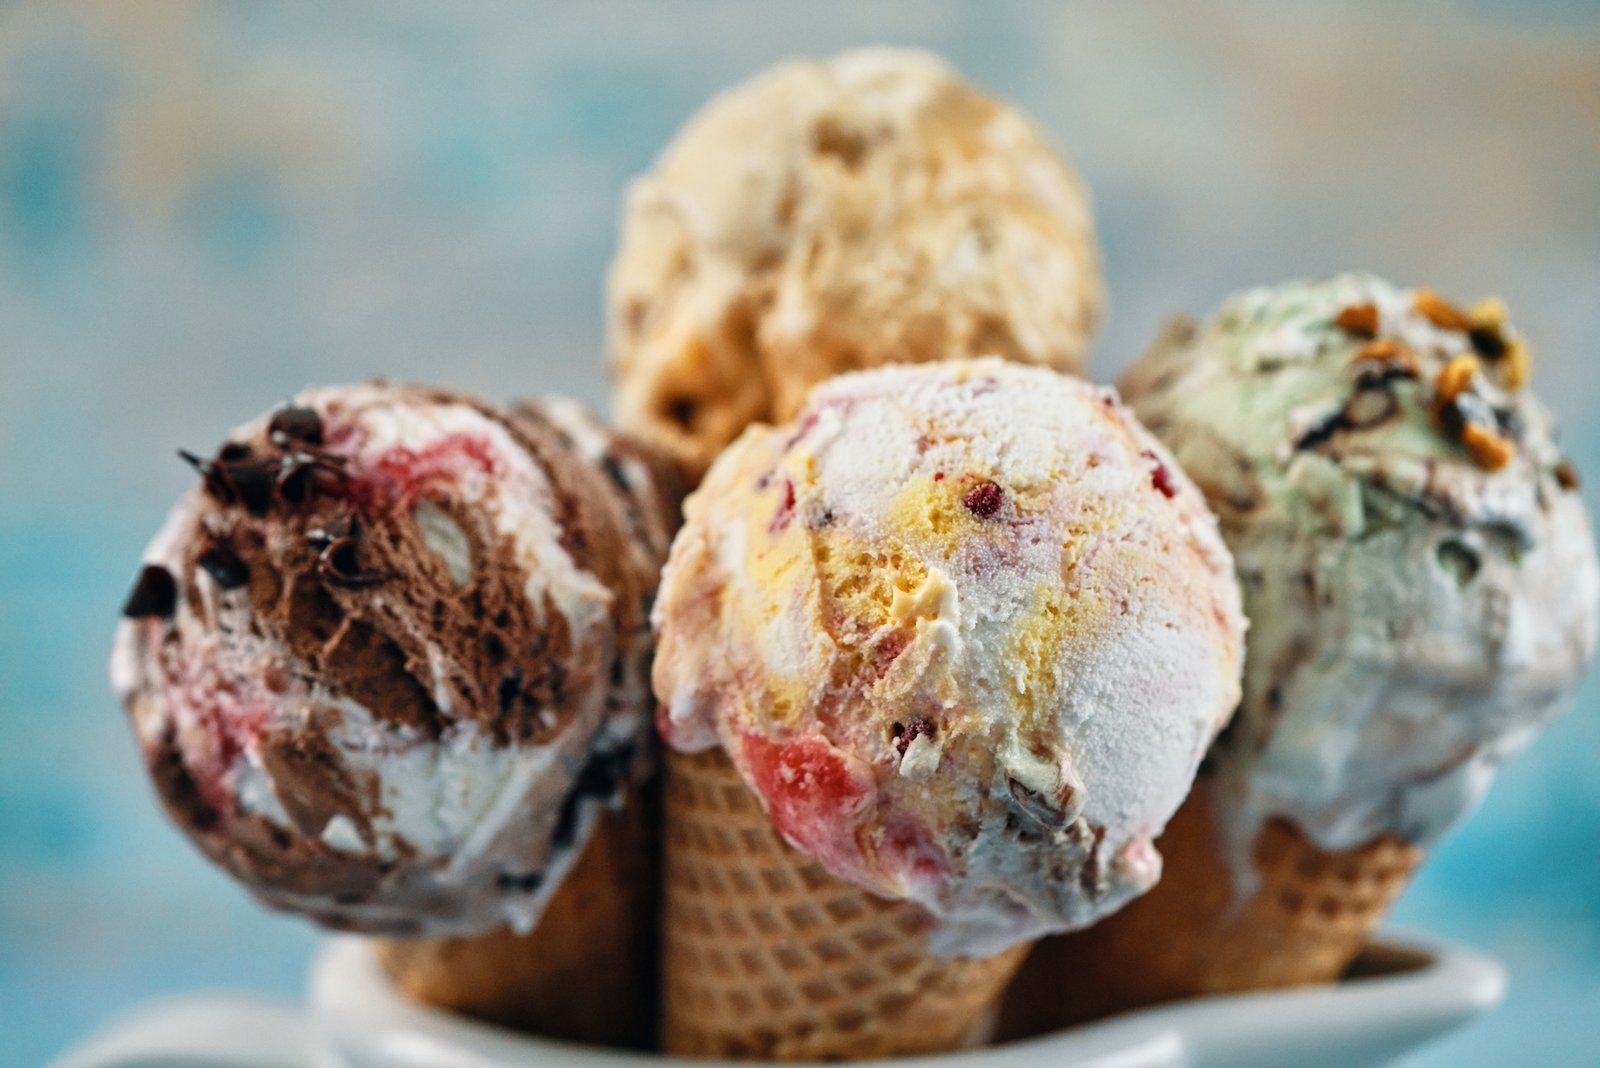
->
[[998, 776, 1422, 1037], [661, 747, 1029, 1060], [375, 798, 657, 1048]]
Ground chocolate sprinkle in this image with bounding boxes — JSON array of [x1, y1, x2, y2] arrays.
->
[[122, 564, 178, 619], [1556, 460, 1581, 491]]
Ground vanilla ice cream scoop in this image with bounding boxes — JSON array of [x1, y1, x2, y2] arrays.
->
[[1122, 274, 1600, 853], [609, 48, 1103, 478], [652, 359, 1244, 954], [111, 384, 680, 936]]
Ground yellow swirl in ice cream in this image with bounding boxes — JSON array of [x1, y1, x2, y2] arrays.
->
[[609, 48, 1103, 478], [1122, 274, 1600, 853], [652, 359, 1244, 954], [111, 384, 681, 936]]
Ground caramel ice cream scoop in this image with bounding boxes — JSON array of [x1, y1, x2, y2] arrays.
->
[[609, 48, 1103, 479]]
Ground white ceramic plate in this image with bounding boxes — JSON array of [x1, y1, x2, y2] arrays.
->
[[53, 930, 1505, 1068]]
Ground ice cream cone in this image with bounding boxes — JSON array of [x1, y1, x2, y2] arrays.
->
[[996, 776, 1422, 1037], [661, 748, 1029, 1060], [375, 797, 657, 1048]]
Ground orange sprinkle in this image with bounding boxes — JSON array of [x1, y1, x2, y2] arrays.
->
[[1461, 423, 1515, 471], [1334, 303, 1380, 339], [1414, 289, 1473, 332]]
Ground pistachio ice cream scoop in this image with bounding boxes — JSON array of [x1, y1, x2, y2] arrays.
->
[[1122, 273, 1600, 854], [1000, 275, 1600, 1033]]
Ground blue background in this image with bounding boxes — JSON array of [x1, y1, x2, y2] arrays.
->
[[2, 3, 1598, 1065]]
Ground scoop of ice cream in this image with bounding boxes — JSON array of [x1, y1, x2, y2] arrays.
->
[[609, 48, 1103, 478], [652, 359, 1244, 954], [1121, 274, 1600, 853], [111, 384, 681, 936]]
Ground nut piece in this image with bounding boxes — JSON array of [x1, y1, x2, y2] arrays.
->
[[1334, 303, 1380, 339], [1469, 297, 1508, 332], [1461, 423, 1515, 471], [1433, 354, 1482, 406], [1352, 339, 1419, 381], [1500, 340, 1532, 390], [1414, 290, 1473, 332]]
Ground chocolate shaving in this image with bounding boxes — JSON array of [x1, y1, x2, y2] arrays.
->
[[226, 460, 278, 517], [600, 454, 630, 492], [497, 870, 545, 893], [182, 424, 344, 518], [1468, 326, 1506, 359], [1293, 408, 1347, 452], [276, 463, 313, 507], [197, 545, 250, 590], [310, 516, 386, 587], [122, 564, 178, 619], [1556, 460, 1580, 491], [550, 746, 632, 850], [268, 406, 324, 447], [178, 449, 235, 505]]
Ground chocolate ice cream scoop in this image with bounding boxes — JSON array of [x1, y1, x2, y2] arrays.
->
[[111, 384, 681, 936]]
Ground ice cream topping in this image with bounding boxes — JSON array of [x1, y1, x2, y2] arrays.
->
[[1121, 273, 1600, 855], [652, 359, 1245, 955], [609, 48, 1103, 477], [111, 384, 680, 936]]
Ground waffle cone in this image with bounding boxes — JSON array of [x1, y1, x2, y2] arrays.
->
[[374, 797, 657, 1048], [661, 747, 1029, 1060], [997, 776, 1422, 1037]]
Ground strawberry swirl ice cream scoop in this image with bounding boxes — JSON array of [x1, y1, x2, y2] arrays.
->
[[111, 383, 680, 936], [652, 358, 1246, 954]]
